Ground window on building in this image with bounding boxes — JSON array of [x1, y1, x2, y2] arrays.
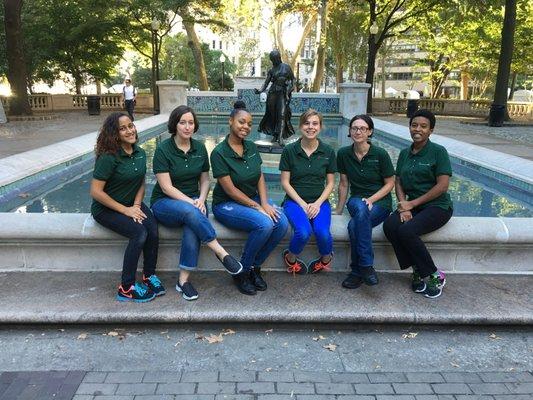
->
[[219, 41, 222, 50]]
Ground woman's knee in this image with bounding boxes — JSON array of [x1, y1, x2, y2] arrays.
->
[[382, 214, 399, 238], [348, 198, 369, 218], [293, 226, 312, 243]]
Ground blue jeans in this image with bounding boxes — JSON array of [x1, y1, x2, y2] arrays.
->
[[346, 197, 390, 275], [283, 199, 333, 256], [212, 197, 288, 271], [152, 197, 216, 270], [93, 202, 158, 287]]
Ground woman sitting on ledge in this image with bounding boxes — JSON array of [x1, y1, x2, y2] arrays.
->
[[210, 101, 289, 296], [150, 105, 243, 301], [383, 109, 453, 299], [90, 112, 164, 303], [335, 114, 394, 289]]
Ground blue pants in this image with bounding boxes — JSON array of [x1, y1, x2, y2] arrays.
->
[[212, 197, 288, 271], [93, 203, 158, 287], [346, 197, 390, 275], [283, 199, 333, 256], [152, 197, 216, 270]]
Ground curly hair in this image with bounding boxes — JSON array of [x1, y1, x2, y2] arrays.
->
[[95, 112, 135, 157]]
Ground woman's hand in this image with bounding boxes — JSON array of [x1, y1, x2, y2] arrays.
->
[[399, 210, 413, 223], [259, 203, 280, 222], [397, 200, 415, 212], [306, 202, 321, 219], [193, 198, 207, 215], [124, 204, 146, 223], [362, 198, 374, 211]]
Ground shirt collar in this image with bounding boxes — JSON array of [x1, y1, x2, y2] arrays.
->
[[222, 134, 251, 158], [410, 139, 432, 157], [171, 137, 198, 155], [296, 138, 326, 156], [119, 144, 140, 157]]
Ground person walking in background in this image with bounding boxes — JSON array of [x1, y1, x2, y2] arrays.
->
[[383, 109, 453, 299], [150, 105, 243, 301], [279, 109, 337, 275], [211, 101, 289, 296], [122, 78, 136, 121], [90, 112, 164, 302], [335, 114, 394, 289]]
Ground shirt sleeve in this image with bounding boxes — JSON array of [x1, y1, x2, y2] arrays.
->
[[278, 147, 291, 171], [326, 147, 337, 173], [435, 146, 452, 176], [395, 150, 406, 176], [152, 146, 170, 174], [201, 144, 210, 172], [93, 154, 116, 181], [210, 148, 230, 179], [379, 149, 395, 178]]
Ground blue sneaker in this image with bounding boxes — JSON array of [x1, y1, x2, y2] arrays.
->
[[116, 283, 156, 303], [142, 274, 166, 296]]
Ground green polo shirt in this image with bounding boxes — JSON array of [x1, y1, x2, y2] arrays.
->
[[150, 137, 210, 206], [337, 143, 395, 210], [396, 140, 453, 210], [279, 138, 337, 203], [210, 136, 263, 205], [91, 144, 146, 217]]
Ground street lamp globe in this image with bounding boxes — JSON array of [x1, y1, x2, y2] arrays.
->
[[369, 21, 379, 35], [219, 54, 226, 63]]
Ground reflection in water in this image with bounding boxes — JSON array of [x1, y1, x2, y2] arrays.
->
[[15, 125, 533, 218]]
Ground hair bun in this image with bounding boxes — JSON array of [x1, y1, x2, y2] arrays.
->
[[233, 100, 247, 110]]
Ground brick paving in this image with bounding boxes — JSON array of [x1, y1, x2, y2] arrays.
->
[[3, 370, 530, 399]]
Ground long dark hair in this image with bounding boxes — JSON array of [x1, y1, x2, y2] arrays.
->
[[95, 112, 135, 157], [168, 105, 199, 135]]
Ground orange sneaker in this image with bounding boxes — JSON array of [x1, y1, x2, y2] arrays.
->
[[309, 255, 333, 274], [283, 249, 308, 275]]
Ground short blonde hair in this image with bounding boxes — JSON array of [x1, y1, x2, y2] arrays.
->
[[299, 109, 323, 128]]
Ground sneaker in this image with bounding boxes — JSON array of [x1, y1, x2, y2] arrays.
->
[[116, 283, 155, 303], [283, 249, 308, 275], [232, 271, 257, 296], [250, 267, 267, 291], [142, 274, 166, 296], [308, 255, 333, 274], [423, 270, 446, 299], [360, 266, 379, 286], [218, 254, 243, 275], [342, 274, 363, 289], [411, 270, 426, 293], [176, 281, 199, 301]]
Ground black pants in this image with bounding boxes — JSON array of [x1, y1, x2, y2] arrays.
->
[[93, 203, 158, 287], [382, 206, 452, 278], [125, 99, 135, 121]]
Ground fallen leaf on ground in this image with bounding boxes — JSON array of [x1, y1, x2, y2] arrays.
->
[[265, 329, 273, 333], [312, 335, 327, 341], [450, 362, 460, 368], [160, 330, 168, 334], [195, 333, 204, 340], [77, 333, 88, 340], [222, 329, 235, 335], [323, 343, 337, 351], [265, 367, 272, 372], [205, 334, 224, 344], [106, 331, 119, 337], [174, 341, 181, 347], [402, 332, 418, 339], [488, 333, 502, 340]]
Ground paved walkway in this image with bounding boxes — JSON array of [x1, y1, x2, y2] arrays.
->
[[0, 111, 151, 159], [2, 369, 531, 399], [377, 115, 533, 161]]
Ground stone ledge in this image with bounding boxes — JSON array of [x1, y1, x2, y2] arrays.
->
[[0, 213, 531, 274]]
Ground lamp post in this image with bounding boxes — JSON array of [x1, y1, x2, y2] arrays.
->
[[219, 53, 226, 90], [151, 18, 161, 114]]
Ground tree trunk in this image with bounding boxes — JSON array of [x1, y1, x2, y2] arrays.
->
[[508, 71, 517, 100], [335, 52, 344, 92], [96, 79, 102, 95], [489, 0, 516, 125], [365, 36, 378, 112], [289, 14, 317, 70], [4, 0, 32, 115], [381, 52, 386, 98], [460, 70, 469, 100], [311, 0, 328, 92], [182, 17, 209, 91]]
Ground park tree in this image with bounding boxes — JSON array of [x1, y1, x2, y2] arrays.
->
[[3, 0, 31, 115]]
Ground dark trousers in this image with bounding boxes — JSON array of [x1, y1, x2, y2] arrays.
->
[[93, 203, 158, 287], [125, 99, 135, 121], [382, 206, 452, 278]]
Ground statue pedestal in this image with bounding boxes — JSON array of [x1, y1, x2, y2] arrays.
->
[[254, 139, 284, 154]]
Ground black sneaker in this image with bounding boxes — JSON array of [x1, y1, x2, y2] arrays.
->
[[218, 254, 243, 275], [360, 266, 379, 286], [282, 249, 308, 275], [176, 281, 199, 301], [250, 267, 267, 291], [142, 274, 166, 296], [411, 270, 426, 293], [232, 271, 257, 296], [342, 274, 363, 289], [423, 271, 446, 299], [116, 283, 155, 303]]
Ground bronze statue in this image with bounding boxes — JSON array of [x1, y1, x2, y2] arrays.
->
[[255, 50, 295, 146]]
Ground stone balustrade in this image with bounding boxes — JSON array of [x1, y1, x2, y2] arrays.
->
[[372, 98, 532, 120]]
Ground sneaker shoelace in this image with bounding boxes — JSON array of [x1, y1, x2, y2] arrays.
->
[[285, 254, 303, 275], [147, 275, 162, 288], [312, 259, 332, 272], [134, 282, 148, 296]]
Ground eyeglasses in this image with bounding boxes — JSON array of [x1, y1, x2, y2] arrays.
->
[[349, 126, 370, 134]]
